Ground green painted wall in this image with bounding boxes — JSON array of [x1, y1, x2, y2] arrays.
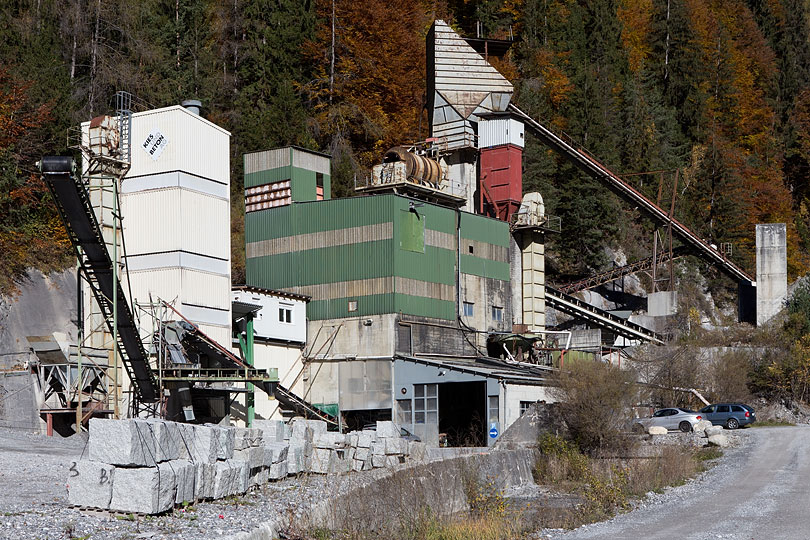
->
[[245, 194, 512, 321]]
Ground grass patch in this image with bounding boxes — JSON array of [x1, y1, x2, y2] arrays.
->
[[533, 433, 712, 529], [750, 419, 795, 427]]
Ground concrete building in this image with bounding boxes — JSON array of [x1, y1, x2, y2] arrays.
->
[[231, 286, 309, 423], [756, 223, 788, 326]]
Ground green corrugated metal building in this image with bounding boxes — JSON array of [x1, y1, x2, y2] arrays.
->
[[245, 193, 511, 321]]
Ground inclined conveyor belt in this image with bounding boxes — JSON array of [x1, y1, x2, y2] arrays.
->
[[545, 286, 664, 345], [508, 104, 753, 285], [40, 156, 159, 402]]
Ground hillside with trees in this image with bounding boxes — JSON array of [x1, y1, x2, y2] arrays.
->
[[2, 0, 810, 292]]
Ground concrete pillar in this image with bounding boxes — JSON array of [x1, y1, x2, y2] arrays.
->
[[509, 235, 523, 327], [520, 231, 545, 332], [756, 223, 787, 326], [648, 291, 678, 317]]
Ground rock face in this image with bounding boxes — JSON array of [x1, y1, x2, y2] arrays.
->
[[648, 426, 669, 435]]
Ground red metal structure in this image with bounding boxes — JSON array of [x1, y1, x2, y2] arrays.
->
[[479, 143, 523, 222]]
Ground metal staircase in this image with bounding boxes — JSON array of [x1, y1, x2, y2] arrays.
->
[[40, 156, 159, 403], [545, 286, 664, 345]]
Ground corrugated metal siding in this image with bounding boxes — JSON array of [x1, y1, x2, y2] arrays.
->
[[244, 167, 291, 190], [478, 118, 525, 149], [181, 269, 231, 309], [393, 294, 455, 320], [122, 188, 182, 255], [180, 190, 230, 260], [246, 195, 395, 243], [460, 212, 510, 246], [460, 254, 510, 281], [127, 106, 230, 184], [292, 149, 330, 175], [307, 293, 395, 320], [127, 268, 182, 309], [244, 148, 291, 175]]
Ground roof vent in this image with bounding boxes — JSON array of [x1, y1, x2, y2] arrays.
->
[[181, 99, 202, 116]]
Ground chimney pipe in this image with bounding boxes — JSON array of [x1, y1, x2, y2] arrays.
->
[[181, 99, 202, 116]]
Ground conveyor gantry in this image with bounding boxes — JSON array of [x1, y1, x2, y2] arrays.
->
[[39, 156, 159, 403], [508, 104, 754, 285], [545, 286, 664, 345]]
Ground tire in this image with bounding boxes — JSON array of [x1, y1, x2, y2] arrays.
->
[[632, 423, 645, 434], [726, 417, 739, 430], [679, 421, 692, 433]]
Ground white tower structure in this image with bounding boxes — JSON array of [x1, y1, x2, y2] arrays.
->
[[120, 105, 232, 346]]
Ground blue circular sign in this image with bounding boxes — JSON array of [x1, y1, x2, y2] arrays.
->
[[489, 426, 499, 439]]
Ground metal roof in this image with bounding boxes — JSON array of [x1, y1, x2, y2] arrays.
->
[[232, 285, 311, 302], [394, 354, 552, 385]]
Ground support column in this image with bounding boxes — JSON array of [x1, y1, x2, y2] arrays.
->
[[521, 231, 545, 332]]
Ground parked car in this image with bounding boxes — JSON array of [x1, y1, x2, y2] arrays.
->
[[699, 403, 756, 429], [632, 407, 703, 433]]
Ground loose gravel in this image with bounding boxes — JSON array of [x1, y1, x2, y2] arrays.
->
[[0, 427, 411, 540]]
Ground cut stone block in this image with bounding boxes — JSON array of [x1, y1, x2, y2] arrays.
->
[[408, 441, 426, 461], [286, 444, 306, 474], [250, 466, 268, 488], [354, 447, 370, 461], [173, 460, 196, 505], [357, 431, 375, 448], [233, 460, 250, 494], [179, 425, 218, 464], [385, 455, 405, 468], [347, 432, 359, 447], [194, 462, 216, 499], [233, 446, 264, 470], [262, 442, 289, 466], [67, 460, 115, 509], [310, 448, 333, 474], [255, 420, 286, 443], [304, 419, 327, 436], [352, 459, 364, 472], [213, 462, 243, 499], [376, 421, 399, 438], [268, 461, 288, 480], [144, 419, 181, 462], [89, 418, 157, 467], [371, 441, 385, 456], [110, 465, 176, 514], [209, 425, 235, 460], [371, 454, 386, 468], [385, 437, 408, 455], [330, 457, 351, 474], [234, 427, 263, 450], [313, 432, 346, 449]]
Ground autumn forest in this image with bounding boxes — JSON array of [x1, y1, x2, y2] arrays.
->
[[3, 0, 810, 295]]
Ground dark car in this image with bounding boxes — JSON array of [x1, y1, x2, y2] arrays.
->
[[699, 403, 756, 429]]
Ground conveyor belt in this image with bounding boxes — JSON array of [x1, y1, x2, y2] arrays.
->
[[546, 286, 664, 344], [40, 156, 159, 402], [274, 384, 339, 427], [508, 104, 753, 285]]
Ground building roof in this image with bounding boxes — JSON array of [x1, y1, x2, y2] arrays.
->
[[232, 285, 311, 302], [395, 354, 552, 385]]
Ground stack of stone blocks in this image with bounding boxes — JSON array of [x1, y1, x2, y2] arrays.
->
[[68, 418, 426, 514]]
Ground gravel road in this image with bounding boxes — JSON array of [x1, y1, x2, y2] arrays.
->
[[543, 426, 810, 540]]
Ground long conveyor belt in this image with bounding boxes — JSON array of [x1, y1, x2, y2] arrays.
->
[[40, 156, 159, 402]]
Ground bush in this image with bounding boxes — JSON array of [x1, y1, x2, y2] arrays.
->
[[551, 360, 637, 455]]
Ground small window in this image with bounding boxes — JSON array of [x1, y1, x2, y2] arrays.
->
[[316, 172, 324, 188], [348, 300, 358, 312], [488, 396, 499, 424], [491, 306, 503, 322], [463, 301, 474, 317], [278, 306, 292, 323], [520, 401, 534, 415], [701, 405, 715, 413], [468, 245, 474, 254], [396, 399, 412, 425], [731, 405, 745, 412], [717, 405, 730, 413], [414, 383, 438, 424]]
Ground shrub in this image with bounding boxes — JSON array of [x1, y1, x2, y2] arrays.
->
[[551, 360, 637, 455]]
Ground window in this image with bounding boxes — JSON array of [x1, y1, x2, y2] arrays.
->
[[278, 305, 292, 323], [717, 405, 730, 413], [414, 384, 438, 424], [731, 405, 745, 413], [468, 244, 474, 254], [316, 173, 324, 200], [463, 302, 474, 317], [488, 396, 499, 424], [491, 306, 503, 322], [348, 300, 358, 312], [396, 324, 412, 355], [519, 401, 534, 415], [396, 399, 412, 425]]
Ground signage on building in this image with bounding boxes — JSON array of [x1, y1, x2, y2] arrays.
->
[[141, 129, 168, 161], [489, 424, 499, 439]]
